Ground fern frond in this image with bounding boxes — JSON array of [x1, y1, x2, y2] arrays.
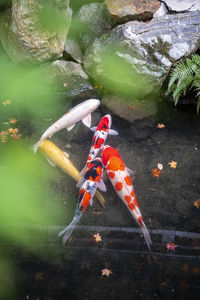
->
[[191, 54, 200, 67], [197, 96, 200, 114]]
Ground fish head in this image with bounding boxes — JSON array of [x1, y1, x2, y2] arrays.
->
[[96, 114, 112, 132], [86, 99, 100, 110], [101, 145, 120, 167]]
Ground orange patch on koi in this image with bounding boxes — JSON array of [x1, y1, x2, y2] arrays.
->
[[115, 182, 123, 191], [124, 195, 131, 203], [128, 203, 134, 211], [131, 191, 135, 197], [108, 172, 115, 179], [108, 156, 125, 172], [138, 216, 143, 226], [124, 176, 132, 186]]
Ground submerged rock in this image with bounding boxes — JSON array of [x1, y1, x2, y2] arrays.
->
[[45, 60, 95, 98], [102, 95, 158, 122], [64, 38, 83, 63], [162, 0, 200, 12], [74, 2, 116, 51], [105, 0, 161, 23], [0, 0, 72, 64], [84, 11, 200, 97]]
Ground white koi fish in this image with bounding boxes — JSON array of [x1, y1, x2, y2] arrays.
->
[[58, 158, 106, 244], [33, 99, 100, 152], [101, 145, 152, 250]]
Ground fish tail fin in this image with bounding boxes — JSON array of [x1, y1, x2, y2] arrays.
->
[[33, 140, 42, 153], [79, 164, 87, 177], [58, 215, 81, 244], [139, 221, 152, 251]]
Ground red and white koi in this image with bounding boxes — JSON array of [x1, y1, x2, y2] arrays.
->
[[80, 114, 118, 176], [58, 157, 106, 244], [33, 99, 100, 152], [101, 145, 152, 250], [87, 114, 118, 164]]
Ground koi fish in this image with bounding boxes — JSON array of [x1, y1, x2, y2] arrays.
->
[[33, 99, 100, 152], [80, 114, 118, 175], [39, 139, 105, 207], [58, 158, 106, 244], [101, 145, 152, 250], [87, 114, 118, 163]]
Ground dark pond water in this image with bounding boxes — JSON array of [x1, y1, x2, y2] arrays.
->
[[1, 99, 200, 300]]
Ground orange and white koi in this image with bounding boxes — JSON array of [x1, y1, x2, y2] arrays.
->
[[58, 157, 106, 244], [101, 145, 152, 250], [33, 99, 100, 152]]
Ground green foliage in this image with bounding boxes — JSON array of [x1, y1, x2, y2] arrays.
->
[[168, 54, 200, 112]]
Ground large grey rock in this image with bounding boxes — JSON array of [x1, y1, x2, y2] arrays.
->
[[74, 2, 116, 51], [0, 0, 72, 64], [84, 11, 200, 97], [44, 60, 95, 97], [162, 0, 200, 12], [64, 38, 83, 63], [105, 0, 161, 23]]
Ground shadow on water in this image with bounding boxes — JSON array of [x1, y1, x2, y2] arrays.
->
[[0, 99, 200, 300]]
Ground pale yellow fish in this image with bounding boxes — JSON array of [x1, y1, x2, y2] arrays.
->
[[39, 139, 105, 207]]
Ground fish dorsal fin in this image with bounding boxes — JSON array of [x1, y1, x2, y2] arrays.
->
[[98, 179, 107, 192], [108, 129, 119, 135], [82, 114, 91, 128], [90, 126, 97, 132], [126, 167, 135, 176], [46, 158, 56, 167], [66, 124, 75, 131]]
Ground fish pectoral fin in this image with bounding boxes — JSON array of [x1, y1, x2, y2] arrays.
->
[[76, 178, 85, 188], [82, 114, 91, 128], [63, 151, 70, 158], [126, 167, 135, 176], [66, 124, 75, 131], [90, 126, 97, 132], [98, 179, 107, 192], [89, 198, 93, 206], [108, 129, 119, 135], [46, 158, 56, 167], [79, 165, 87, 177]]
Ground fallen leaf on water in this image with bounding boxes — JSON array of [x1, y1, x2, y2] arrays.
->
[[193, 199, 200, 208], [166, 243, 178, 251], [168, 161, 177, 169], [191, 266, 200, 275], [181, 264, 189, 273], [157, 123, 165, 129], [43, 118, 52, 122], [0, 130, 9, 143], [94, 233, 102, 243], [152, 168, 162, 178], [149, 187, 157, 191], [8, 128, 18, 134], [101, 268, 112, 278], [157, 163, 163, 170], [93, 210, 103, 215], [34, 272, 44, 281], [94, 83, 103, 90], [9, 118, 18, 124], [2, 100, 11, 106], [128, 105, 137, 111]]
